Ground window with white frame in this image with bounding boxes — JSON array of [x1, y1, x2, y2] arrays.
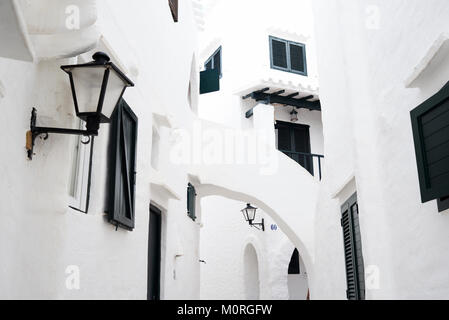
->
[[69, 119, 93, 213]]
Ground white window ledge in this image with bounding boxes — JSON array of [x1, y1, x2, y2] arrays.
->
[[150, 168, 181, 200], [406, 33, 449, 89]]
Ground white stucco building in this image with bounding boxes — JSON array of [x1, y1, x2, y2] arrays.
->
[[2, 0, 449, 300]]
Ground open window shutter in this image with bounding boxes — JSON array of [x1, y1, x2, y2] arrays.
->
[[290, 43, 306, 74], [275, 122, 292, 152], [411, 82, 449, 203], [169, 0, 178, 22], [293, 126, 313, 175], [187, 183, 196, 221], [213, 48, 222, 76], [271, 38, 288, 69], [200, 68, 220, 94], [108, 99, 138, 230], [341, 194, 365, 300], [205, 59, 213, 71]]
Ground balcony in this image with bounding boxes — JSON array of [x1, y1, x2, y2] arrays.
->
[[278, 150, 324, 180]]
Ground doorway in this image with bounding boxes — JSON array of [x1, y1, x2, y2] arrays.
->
[[148, 205, 162, 300], [243, 243, 260, 300], [275, 121, 313, 174], [287, 248, 309, 300]]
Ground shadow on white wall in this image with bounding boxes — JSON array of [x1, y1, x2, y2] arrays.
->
[[243, 243, 260, 300]]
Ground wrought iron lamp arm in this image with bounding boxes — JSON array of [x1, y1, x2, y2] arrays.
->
[[249, 218, 265, 232], [26, 108, 95, 160]]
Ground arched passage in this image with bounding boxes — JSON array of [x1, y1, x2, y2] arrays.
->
[[187, 120, 320, 298], [243, 243, 260, 300], [195, 183, 314, 283]]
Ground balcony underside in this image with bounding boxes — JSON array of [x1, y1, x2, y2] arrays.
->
[[243, 87, 321, 118]]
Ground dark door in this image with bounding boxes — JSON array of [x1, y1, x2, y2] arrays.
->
[[147, 205, 162, 300], [276, 121, 313, 174]]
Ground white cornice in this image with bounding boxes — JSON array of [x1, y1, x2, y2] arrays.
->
[[405, 32, 449, 89]]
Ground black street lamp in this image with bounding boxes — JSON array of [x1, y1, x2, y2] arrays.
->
[[26, 52, 134, 160], [241, 203, 265, 231]]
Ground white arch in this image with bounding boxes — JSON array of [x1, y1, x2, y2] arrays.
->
[[267, 237, 296, 300], [185, 118, 320, 291], [196, 180, 316, 283]]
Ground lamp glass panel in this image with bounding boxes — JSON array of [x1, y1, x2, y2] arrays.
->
[[70, 66, 106, 114], [246, 207, 257, 221], [242, 210, 249, 222], [291, 111, 298, 122], [101, 69, 128, 118]]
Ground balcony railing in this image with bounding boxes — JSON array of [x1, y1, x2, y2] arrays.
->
[[279, 150, 324, 180]]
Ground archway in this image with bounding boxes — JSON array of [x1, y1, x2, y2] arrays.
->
[[243, 243, 260, 300], [195, 183, 314, 280]]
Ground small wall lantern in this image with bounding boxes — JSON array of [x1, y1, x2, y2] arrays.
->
[[241, 203, 265, 231], [26, 52, 134, 160], [290, 108, 298, 122]]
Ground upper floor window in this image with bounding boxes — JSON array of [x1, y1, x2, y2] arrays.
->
[[411, 81, 449, 211], [169, 0, 178, 22], [204, 46, 222, 78], [187, 183, 197, 221], [200, 47, 221, 95], [275, 121, 313, 174], [269, 36, 307, 76]]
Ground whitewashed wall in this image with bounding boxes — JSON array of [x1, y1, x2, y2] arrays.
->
[[196, 0, 319, 300], [0, 0, 201, 299], [198, 0, 319, 128], [199, 196, 308, 300], [7, 0, 448, 301], [311, 0, 449, 299]]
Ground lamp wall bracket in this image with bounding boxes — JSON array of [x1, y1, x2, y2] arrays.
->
[[26, 108, 95, 160], [249, 218, 265, 232]]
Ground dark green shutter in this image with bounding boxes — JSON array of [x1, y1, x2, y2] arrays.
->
[[277, 125, 292, 152], [341, 193, 365, 300], [205, 60, 213, 71], [275, 121, 313, 174], [213, 49, 222, 76], [411, 81, 449, 203], [200, 69, 220, 94], [270, 36, 307, 75], [271, 39, 288, 69], [187, 183, 196, 221], [108, 99, 138, 230], [290, 43, 306, 74]]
